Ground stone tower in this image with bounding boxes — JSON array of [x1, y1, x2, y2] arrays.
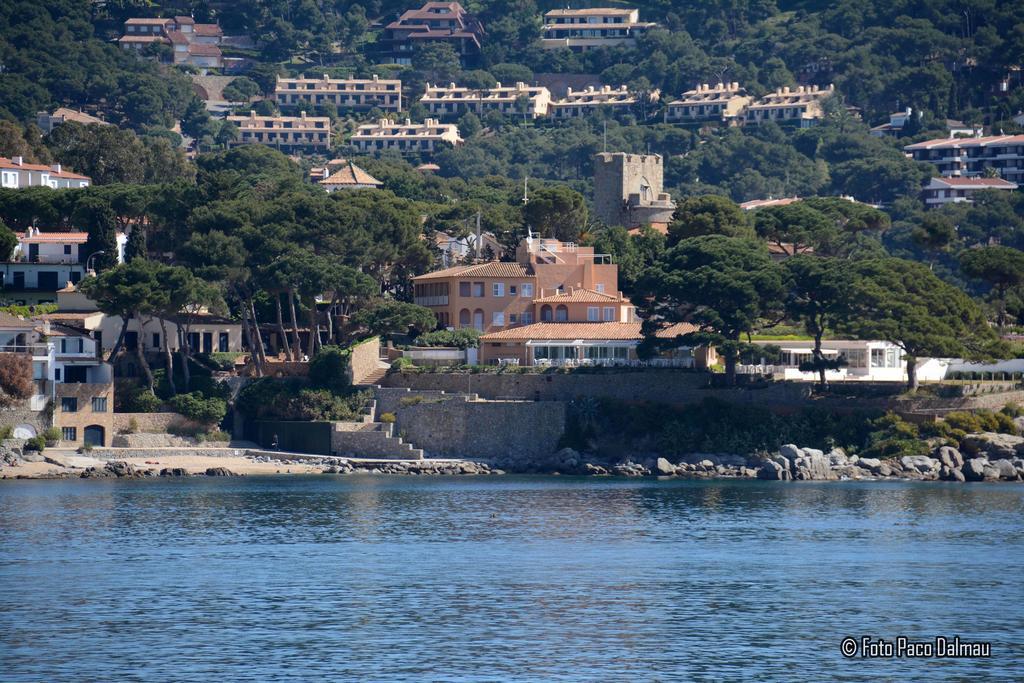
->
[[593, 152, 677, 229]]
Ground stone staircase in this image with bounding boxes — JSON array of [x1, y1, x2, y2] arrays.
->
[[329, 395, 424, 459], [331, 420, 424, 460], [356, 361, 390, 387]]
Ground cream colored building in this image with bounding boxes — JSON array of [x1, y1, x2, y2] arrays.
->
[[226, 111, 332, 152], [275, 74, 402, 112], [541, 8, 657, 51], [745, 84, 835, 127], [350, 118, 462, 154], [550, 85, 654, 118], [421, 82, 552, 118], [665, 83, 751, 124]]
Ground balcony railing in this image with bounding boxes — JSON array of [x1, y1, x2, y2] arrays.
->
[[414, 295, 449, 306], [0, 344, 51, 357]]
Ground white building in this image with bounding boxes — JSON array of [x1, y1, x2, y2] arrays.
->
[[869, 108, 914, 137], [421, 82, 552, 119], [36, 108, 111, 135], [226, 111, 332, 152], [665, 82, 751, 124], [118, 16, 224, 68], [904, 135, 1024, 183], [541, 8, 658, 51], [744, 339, 949, 383], [923, 177, 1018, 208], [0, 157, 91, 189], [744, 84, 834, 127], [275, 74, 403, 112], [549, 85, 653, 118], [350, 118, 462, 154]]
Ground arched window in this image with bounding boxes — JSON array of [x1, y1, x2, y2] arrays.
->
[[459, 309, 471, 327], [555, 305, 568, 322], [540, 305, 553, 322]]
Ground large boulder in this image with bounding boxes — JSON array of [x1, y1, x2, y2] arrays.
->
[[935, 446, 963, 470], [940, 466, 966, 482], [982, 464, 1003, 481], [960, 433, 1024, 460], [793, 452, 834, 480], [757, 460, 791, 480], [856, 457, 882, 470], [801, 447, 825, 459], [827, 448, 849, 467], [205, 467, 235, 477], [655, 457, 676, 476], [962, 458, 988, 482], [779, 444, 803, 461], [900, 455, 940, 475], [992, 459, 1020, 481]]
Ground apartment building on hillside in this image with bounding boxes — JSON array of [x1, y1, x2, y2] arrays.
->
[[541, 8, 657, 51], [421, 82, 552, 119], [350, 118, 462, 154], [118, 16, 223, 68], [226, 111, 332, 152], [904, 134, 1024, 183], [377, 2, 484, 66], [744, 84, 835, 127], [665, 83, 751, 124], [922, 177, 1018, 208], [549, 85, 654, 118], [275, 75, 402, 112]]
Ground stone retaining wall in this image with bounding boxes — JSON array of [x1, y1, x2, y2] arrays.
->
[[113, 412, 199, 434], [383, 370, 809, 406], [394, 400, 566, 461], [111, 433, 228, 448], [383, 371, 1024, 416], [348, 336, 381, 385], [373, 387, 472, 417], [0, 406, 47, 437], [91, 447, 248, 460]]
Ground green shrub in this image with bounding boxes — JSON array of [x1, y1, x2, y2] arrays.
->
[[78, 443, 93, 453], [202, 430, 232, 443], [0, 425, 12, 440], [123, 417, 139, 434], [169, 392, 227, 426], [399, 395, 425, 406], [309, 345, 351, 394], [124, 388, 163, 413], [380, 412, 396, 424], [390, 356, 415, 371], [413, 328, 480, 349], [1002, 403, 1023, 418], [24, 435, 46, 452], [204, 352, 243, 371], [42, 427, 61, 445]]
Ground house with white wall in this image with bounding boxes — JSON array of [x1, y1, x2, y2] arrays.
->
[[0, 157, 91, 189], [745, 339, 949, 382]]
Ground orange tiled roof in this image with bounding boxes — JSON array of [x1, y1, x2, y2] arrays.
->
[[533, 288, 622, 303], [320, 160, 382, 187], [481, 321, 644, 341], [19, 231, 88, 244], [413, 261, 531, 280], [654, 322, 700, 338], [0, 157, 90, 180]]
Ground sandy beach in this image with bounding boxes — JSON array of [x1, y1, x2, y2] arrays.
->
[[0, 454, 326, 479]]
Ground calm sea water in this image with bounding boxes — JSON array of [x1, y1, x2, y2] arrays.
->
[[1, 476, 1023, 681]]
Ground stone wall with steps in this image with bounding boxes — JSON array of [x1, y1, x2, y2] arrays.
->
[[330, 421, 423, 459]]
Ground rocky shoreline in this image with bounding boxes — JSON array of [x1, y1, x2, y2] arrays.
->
[[504, 431, 1024, 483], [5, 431, 1024, 482]]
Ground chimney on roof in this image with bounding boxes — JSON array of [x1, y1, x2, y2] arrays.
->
[[11, 156, 23, 166], [250, 110, 256, 118], [300, 110, 307, 119], [732, 81, 739, 89], [405, 118, 412, 125], [51, 164, 61, 174]]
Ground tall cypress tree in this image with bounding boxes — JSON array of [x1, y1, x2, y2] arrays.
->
[[124, 226, 147, 262], [76, 198, 119, 272]]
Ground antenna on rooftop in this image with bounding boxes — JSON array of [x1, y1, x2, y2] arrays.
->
[[522, 176, 529, 204]]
